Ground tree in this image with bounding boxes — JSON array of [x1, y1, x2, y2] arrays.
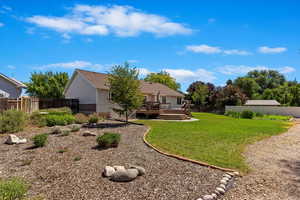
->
[[191, 84, 209, 106], [144, 71, 180, 91], [234, 77, 260, 99], [26, 71, 69, 98], [215, 85, 247, 110], [108, 63, 144, 122]]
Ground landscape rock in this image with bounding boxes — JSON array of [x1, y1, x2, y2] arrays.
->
[[220, 179, 227, 185], [223, 174, 232, 179], [113, 165, 126, 172], [109, 168, 139, 182], [51, 126, 62, 134], [203, 195, 214, 200], [5, 134, 27, 145], [211, 193, 217, 198], [216, 187, 225, 194], [103, 166, 115, 177], [82, 131, 96, 137], [130, 165, 145, 176], [219, 184, 226, 190]]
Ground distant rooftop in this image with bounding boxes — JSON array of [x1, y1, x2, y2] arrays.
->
[[245, 100, 281, 106], [0, 73, 27, 88]]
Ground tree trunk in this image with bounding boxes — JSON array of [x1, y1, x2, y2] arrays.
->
[[125, 111, 128, 123]]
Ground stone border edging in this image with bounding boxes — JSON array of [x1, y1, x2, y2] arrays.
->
[[143, 127, 238, 172]]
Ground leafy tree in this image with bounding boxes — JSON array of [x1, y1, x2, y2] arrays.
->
[[191, 84, 209, 106], [26, 72, 69, 98], [234, 77, 260, 99], [215, 85, 247, 110], [144, 71, 181, 91], [108, 63, 144, 122]]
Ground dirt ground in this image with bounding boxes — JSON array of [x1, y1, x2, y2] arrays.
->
[[224, 120, 300, 200], [0, 121, 223, 200]]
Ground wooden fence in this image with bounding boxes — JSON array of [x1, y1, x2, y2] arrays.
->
[[39, 98, 79, 113], [0, 97, 39, 113]]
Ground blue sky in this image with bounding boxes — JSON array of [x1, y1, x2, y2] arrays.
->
[[1, 0, 300, 91]]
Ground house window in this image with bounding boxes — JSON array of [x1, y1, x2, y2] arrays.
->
[[177, 97, 182, 105], [161, 96, 167, 104]]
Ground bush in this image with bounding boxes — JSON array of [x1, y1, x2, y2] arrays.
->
[[255, 112, 264, 117], [40, 107, 72, 115], [0, 177, 28, 200], [61, 129, 70, 136], [224, 111, 240, 118], [74, 113, 89, 124], [69, 124, 81, 132], [44, 114, 75, 127], [30, 111, 47, 127], [240, 110, 254, 119], [88, 114, 99, 124], [96, 132, 121, 148], [32, 133, 48, 147], [0, 110, 27, 133]]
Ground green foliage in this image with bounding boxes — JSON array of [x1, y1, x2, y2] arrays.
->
[[255, 112, 264, 117], [40, 107, 72, 115], [240, 110, 254, 119], [32, 133, 48, 147], [88, 114, 99, 124], [26, 71, 69, 98], [0, 177, 28, 200], [69, 124, 81, 132], [192, 84, 209, 106], [96, 132, 121, 148], [224, 111, 240, 118], [61, 129, 70, 136], [74, 113, 89, 124], [30, 111, 47, 127], [234, 77, 260, 99], [73, 156, 81, 161], [0, 110, 27, 133], [141, 112, 289, 172], [44, 114, 75, 127], [144, 71, 181, 91], [108, 62, 144, 122]]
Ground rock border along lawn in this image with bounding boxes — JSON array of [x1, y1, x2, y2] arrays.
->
[[143, 127, 240, 200]]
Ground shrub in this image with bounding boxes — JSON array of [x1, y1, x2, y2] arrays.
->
[[88, 114, 99, 124], [0, 110, 27, 133], [74, 113, 88, 124], [30, 111, 47, 127], [40, 107, 72, 115], [57, 149, 68, 153], [96, 132, 121, 148], [224, 111, 240, 118], [32, 133, 48, 147], [0, 177, 28, 200], [74, 156, 81, 161], [61, 129, 70, 136], [69, 124, 81, 132], [44, 114, 75, 127], [255, 112, 264, 117], [240, 110, 254, 119], [50, 126, 62, 134]]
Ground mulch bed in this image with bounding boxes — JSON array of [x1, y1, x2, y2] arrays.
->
[[0, 120, 223, 200]]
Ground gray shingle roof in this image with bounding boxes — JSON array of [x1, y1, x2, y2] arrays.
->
[[245, 100, 281, 106]]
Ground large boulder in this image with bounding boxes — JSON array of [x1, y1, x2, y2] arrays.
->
[[103, 166, 115, 177], [5, 134, 27, 145], [110, 169, 139, 182], [113, 166, 126, 172], [130, 165, 145, 176]]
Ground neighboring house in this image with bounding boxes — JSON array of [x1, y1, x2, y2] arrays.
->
[[0, 73, 27, 98], [244, 100, 281, 106], [64, 69, 184, 115]]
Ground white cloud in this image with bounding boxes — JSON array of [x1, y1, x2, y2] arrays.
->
[[217, 65, 295, 75], [35, 60, 103, 70], [186, 44, 251, 55], [26, 4, 192, 38], [164, 68, 216, 83], [186, 44, 221, 54], [138, 68, 151, 76], [258, 46, 287, 54]]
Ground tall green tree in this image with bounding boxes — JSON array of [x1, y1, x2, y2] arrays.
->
[[26, 72, 69, 98], [108, 63, 144, 122], [144, 71, 181, 91], [191, 84, 209, 106], [234, 77, 260, 99]]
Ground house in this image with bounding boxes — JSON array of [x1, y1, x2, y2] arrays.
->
[[0, 73, 27, 99], [244, 100, 281, 106], [64, 69, 184, 116]]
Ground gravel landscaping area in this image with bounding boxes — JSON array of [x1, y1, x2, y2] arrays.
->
[[0, 121, 223, 200], [223, 120, 300, 200]]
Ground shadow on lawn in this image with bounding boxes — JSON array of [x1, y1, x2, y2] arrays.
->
[[279, 159, 300, 198], [83, 121, 144, 129]]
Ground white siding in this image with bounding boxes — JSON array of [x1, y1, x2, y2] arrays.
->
[[96, 89, 113, 113], [0, 77, 22, 98], [65, 73, 96, 104], [226, 106, 300, 117]]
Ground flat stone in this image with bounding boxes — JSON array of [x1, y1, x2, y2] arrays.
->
[[233, 171, 240, 176], [223, 174, 232, 179], [82, 131, 96, 136], [216, 187, 225, 194], [103, 166, 115, 177], [110, 169, 138, 182], [196, 198, 203, 200], [211, 193, 217, 198], [130, 165, 145, 176], [220, 179, 227, 185], [222, 177, 230, 182], [5, 134, 27, 145], [203, 195, 214, 200], [219, 184, 226, 190], [113, 166, 126, 171]]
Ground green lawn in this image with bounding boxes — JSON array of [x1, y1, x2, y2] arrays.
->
[[140, 112, 291, 173]]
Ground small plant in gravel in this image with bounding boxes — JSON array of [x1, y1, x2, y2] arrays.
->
[[0, 110, 27, 133], [0, 177, 28, 200], [20, 159, 32, 166], [57, 149, 68, 153], [74, 156, 82, 161], [74, 113, 89, 124], [60, 129, 70, 136], [32, 133, 48, 147], [96, 132, 121, 148], [69, 124, 81, 132], [88, 114, 99, 124], [50, 126, 62, 134]]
